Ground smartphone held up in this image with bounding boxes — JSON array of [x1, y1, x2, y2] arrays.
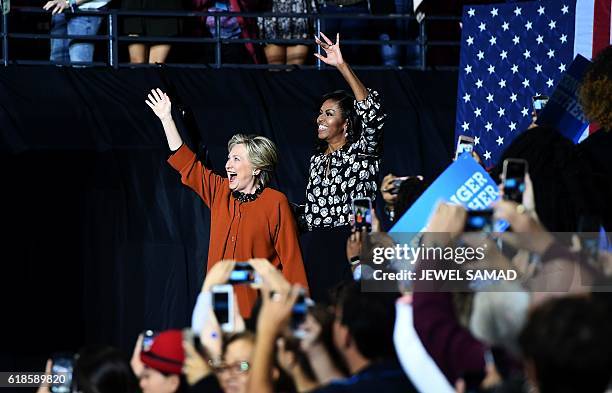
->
[[502, 158, 528, 204]]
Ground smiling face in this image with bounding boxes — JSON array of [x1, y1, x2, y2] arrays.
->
[[225, 143, 259, 193], [317, 99, 348, 146], [218, 338, 254, 393]]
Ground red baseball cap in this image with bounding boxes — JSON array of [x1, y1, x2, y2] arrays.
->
[[140, 329, 185, 375]]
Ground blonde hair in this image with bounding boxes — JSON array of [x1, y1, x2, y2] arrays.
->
[[228, 134, 278, 188]]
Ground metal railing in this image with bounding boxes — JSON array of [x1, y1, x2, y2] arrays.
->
[[1, 6, 461, 70]]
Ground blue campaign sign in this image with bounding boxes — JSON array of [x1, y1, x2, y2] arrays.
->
[[390, 153, 500, 233], [537, 54, 592, 144]]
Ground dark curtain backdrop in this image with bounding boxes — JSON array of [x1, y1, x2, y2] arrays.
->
[[0, 66, 457, 369]]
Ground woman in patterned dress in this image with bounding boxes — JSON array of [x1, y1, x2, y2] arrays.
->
[[257, 0, 319, 64], [300, 32, 386, 301]]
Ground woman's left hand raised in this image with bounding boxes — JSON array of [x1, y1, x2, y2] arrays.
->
[[315, 32, 345, 67]]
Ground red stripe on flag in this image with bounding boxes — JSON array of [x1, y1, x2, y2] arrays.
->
[[592, 0, 612, 57]]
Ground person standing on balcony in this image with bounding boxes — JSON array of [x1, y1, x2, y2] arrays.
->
[[122, 0, 183, 63], [43, 0, 110, 63], [257, 0, 318, 65]]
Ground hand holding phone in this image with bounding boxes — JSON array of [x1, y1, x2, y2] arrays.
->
[[502, 159, 528, 204], [455, 135, 475, 161], [212, 284, 235, 333], [50, 354, 74, 393], [291, 291, 315, 339], [532, 95, 549, 116], [228, 262, 261, 285], [352, 197, 373, 232]]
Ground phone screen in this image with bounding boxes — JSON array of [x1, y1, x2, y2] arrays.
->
[[50, 356, 74, 393], [352, 198, 372, 232], [464, 209, 493, 233], [142, 330, 156, 352], [213, 292, 230, 324], [532, 95, 549, 115], [291, 294, 314, 339], [503, 159, 527, 203], [455, 136, 475, 160], [228, 262, 259, 284]]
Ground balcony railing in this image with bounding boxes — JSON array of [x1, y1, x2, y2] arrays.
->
[[1, 6, 460, 70]]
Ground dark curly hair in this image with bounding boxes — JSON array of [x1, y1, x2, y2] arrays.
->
[[315, 90, 361, 154], [579, 45, 612, 130]]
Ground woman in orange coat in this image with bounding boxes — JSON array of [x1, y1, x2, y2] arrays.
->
[[145, 88, 308, 318]]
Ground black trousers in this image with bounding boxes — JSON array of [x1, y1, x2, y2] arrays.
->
[[300, 225, 353, 303]]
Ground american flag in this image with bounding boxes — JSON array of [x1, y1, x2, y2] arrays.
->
[[455, 0, 593, 165]]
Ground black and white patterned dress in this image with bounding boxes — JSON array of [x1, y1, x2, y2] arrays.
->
[[257, 0, 319, 41], [304, 89, 386, 229]]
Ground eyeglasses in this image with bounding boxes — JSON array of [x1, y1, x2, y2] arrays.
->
[[215, 361, 250, 374]]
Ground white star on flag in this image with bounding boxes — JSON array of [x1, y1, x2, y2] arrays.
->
[[462, 122, 470, 131], [474, 136, 480, 145], [455, 0, 578, 164], [483, 151, 492, 160]]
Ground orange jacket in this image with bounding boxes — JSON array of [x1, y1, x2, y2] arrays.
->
[[168, 144, 309, 317]]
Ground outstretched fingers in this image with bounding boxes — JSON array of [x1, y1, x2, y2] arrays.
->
[[319, 31, 334, 46]]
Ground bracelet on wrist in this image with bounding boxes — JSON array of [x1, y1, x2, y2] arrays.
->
[[349, 256, 361, 266]]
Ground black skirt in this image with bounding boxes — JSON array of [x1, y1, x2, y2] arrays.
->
[[122, 0, 182, 37], [300, 225, 353, 303]]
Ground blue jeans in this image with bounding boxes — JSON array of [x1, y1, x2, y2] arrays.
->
[[380, 0, 421, 67], [320, 2, 370, 63], [50, 13, 103, 63]]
